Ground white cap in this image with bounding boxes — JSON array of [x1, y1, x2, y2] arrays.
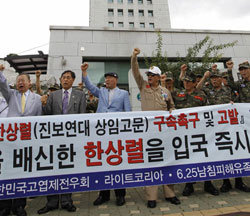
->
[[145, 66, 161, 76]]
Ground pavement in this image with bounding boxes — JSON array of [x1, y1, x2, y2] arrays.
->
[[24, 178, 250, 216]]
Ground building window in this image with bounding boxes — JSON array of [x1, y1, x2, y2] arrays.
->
[[118, 9, 123, 16], [149, 23, 154, 28], [108, 22, 114, 27], [128, 0, 133, 3], [138, 0, 143, 4], [108, 0, 113, 3], [148, 10, 153, 17], [128, 9, 134, 16], [129, 22, 134, 28], [117, 0, 123, 3], [140, 22, 145, 28], [147, 0, 152, 4], [108, 9, 114, 16], [139, 10, 144, 17], [118, 22, 124, 27]]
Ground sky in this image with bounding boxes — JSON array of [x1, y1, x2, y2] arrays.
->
[[0, 0, 250, 58]]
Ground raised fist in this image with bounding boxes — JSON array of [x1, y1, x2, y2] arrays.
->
[[133, 48, 140, 56], [0, 64, 5, 71], [41, 95, 48, 106], [160, 74, 166, 81], [211, 64, 217, 71], [81, 63, 89, 72], [181, 64, 187, 72], [35, 70, 41, 77], [204, 71, 211, 79], [226, 60, 234, 70]]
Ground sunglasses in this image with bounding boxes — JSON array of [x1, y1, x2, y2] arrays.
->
[[146, 73, 157, 77]]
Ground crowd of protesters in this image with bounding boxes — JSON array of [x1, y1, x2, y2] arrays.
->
[[0, 47, 249, 215]]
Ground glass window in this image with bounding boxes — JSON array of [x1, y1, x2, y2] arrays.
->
[[147, 0, 152, 4], [128, 9, 134, 16], [138, 0, 143, 4], [117, 0, 123, 3], [139, 10, 144, 17], [83, 61, 130, 87], [128, 0, 133, 3], [149, 23, 154, 28], [140, 22, 145, 28], [148, 10, 153, 17], [118, 9, 123, 16], [108, 22, 114, 27], [108, 9, 114, 16], [129, 22, 134, 28], [118, 22, 124, 27], [108, 0, 114, 3]]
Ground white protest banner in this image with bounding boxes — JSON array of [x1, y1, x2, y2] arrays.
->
[[0, 103, 249, 199]]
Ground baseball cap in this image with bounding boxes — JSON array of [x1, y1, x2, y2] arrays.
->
[[48, 83, 60, 90], [104, 72, 118, 78], [238, 61, 250, 70], [145, 66, 161, 76], [210, 70, 222, 78], [183, 73, 196, 82], [165, 71, 173, 80]]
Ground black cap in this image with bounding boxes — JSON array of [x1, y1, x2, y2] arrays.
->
[[104, 72, 118, 78]]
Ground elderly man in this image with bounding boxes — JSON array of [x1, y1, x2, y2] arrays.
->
[[0, 64, 42, 216], [38, 70, 86, 214], [218, 60, 250, 193], [131, 48, 179, 208], [81, 63, 131, 206]]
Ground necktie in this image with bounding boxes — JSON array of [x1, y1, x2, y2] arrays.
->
[[62, 90, 69, 114], [21, 93, 25, 113]]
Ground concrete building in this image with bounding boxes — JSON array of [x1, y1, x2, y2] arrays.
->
[[89, 0, 171, 29], [47, 0, 250, 110]]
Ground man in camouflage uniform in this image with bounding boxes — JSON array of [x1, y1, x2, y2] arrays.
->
[[173, 72, 219, 196], [218, 60, 250, 193], [197, 70, 232, 105], [173, 73, 207, 109], [131, 48, 180, 208], [227, 60, 250, 103], [221, 71, 239, 102], [160, 71, 179, 98]]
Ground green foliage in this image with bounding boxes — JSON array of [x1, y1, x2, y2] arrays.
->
[[145, 32, 237, 81]]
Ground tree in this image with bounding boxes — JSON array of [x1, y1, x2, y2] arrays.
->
[[145, 32, 237, 81]]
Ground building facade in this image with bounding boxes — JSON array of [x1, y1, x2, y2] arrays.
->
[[47, 0, 250, 110], [47, 27, 250, 110], [89, 0, 171, 29]]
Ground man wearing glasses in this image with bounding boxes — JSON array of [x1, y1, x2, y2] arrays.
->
[[131, 48, 179, 208]]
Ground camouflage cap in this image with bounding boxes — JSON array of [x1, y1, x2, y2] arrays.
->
[[165, 71, 173, 80], [195, 73, 203, 78], [48, 83, 60, 90], [193, 67, 203, 74], [183, 73, 196, 82], [210, 70, 222, 78], [238, 61, 250, 70]]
